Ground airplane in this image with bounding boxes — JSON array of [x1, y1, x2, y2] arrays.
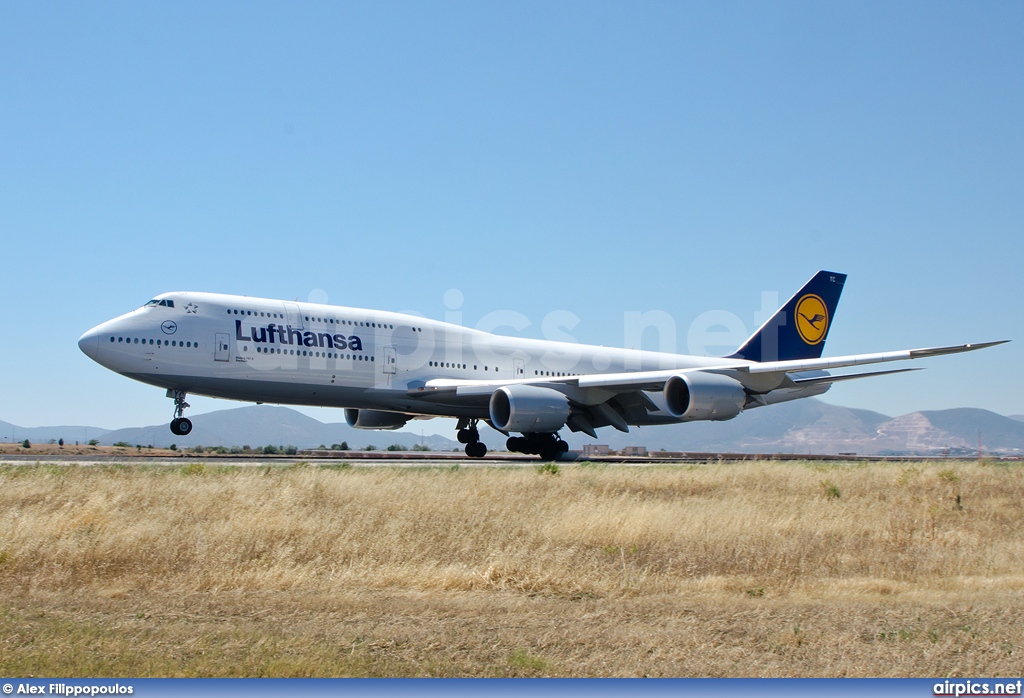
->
[[77, 271, 1006, 459]]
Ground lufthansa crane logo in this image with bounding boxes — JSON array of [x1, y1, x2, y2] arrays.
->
[[161, 321, 178, 335], [795, 294, 828, 345]]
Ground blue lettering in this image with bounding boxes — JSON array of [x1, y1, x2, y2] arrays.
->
[[232, 319, 363, 351]]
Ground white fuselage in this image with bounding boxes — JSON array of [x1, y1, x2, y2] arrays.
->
[[79, 291, 823, 427]]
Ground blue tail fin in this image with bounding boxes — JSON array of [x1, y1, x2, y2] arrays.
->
[[729, 271, 847, 362]]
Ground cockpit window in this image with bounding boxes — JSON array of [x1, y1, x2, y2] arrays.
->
[[144, 299, 175, 308]]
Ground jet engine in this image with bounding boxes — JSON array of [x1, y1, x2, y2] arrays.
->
[[664, 372, 746, 421], [344, 408, 410, 430], [489, 385, 570, 433]]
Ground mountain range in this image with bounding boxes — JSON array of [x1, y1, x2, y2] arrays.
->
[[562, 401, 1024, 456], [0, 406, 456, 451], [2, 401, 1023, 455]]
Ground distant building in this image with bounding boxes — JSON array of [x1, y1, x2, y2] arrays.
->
[[581, 444, 610, 457], [620, 446, 648, 457]]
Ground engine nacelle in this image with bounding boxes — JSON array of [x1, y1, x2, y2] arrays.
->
[[489, 385, 570, 433], [664, 372, 746, 421], [344, 408, 410, 430]]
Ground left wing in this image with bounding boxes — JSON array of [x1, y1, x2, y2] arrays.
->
[[407, 340, 1007, 433], [414, 341, 1006, 395]]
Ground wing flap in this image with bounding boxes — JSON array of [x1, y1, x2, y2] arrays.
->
[[791, 367, 922, 386]]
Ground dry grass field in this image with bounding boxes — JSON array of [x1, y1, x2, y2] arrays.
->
[[1, 460, 1022, 677]]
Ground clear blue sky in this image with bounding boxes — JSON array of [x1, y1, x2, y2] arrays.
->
[[1, 1, 1021, 434]]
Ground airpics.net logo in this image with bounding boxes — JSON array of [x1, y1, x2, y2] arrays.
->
[[933, 679, 1023, 696]]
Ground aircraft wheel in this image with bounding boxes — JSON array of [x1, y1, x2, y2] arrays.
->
[[556, 440, 569, 454], [170, 417, 192, 436], [465, 442, 487, 458], [457, 429, 471, 444], [537, 448, 559, 462], [506, 436, 527, 452]]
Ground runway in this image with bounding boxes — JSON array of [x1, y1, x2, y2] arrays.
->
[[0, 450, 994, 466]]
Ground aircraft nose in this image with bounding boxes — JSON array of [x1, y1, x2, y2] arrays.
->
[[78, 328, 100, 360]]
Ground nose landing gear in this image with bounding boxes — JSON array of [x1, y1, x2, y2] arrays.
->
[[456, 418, 487, 458], [167, 389, 192, 436]]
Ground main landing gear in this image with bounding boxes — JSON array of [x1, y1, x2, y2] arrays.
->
[[506, 433, 569, 461], [167, 389, 193, 436], [456, 418, 487, 458]]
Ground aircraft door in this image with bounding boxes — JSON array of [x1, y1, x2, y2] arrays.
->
[[283, 302, 304, 329], [215, 333, 230, 362], [513, 358, 525, 379], [383, 346, 397, 374]]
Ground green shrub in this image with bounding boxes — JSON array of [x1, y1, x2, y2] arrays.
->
[[820, 479, 841, 500], [180, 463, 205, 476]]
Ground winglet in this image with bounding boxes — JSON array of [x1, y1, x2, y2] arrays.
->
[[729, 270, 847, 363]]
